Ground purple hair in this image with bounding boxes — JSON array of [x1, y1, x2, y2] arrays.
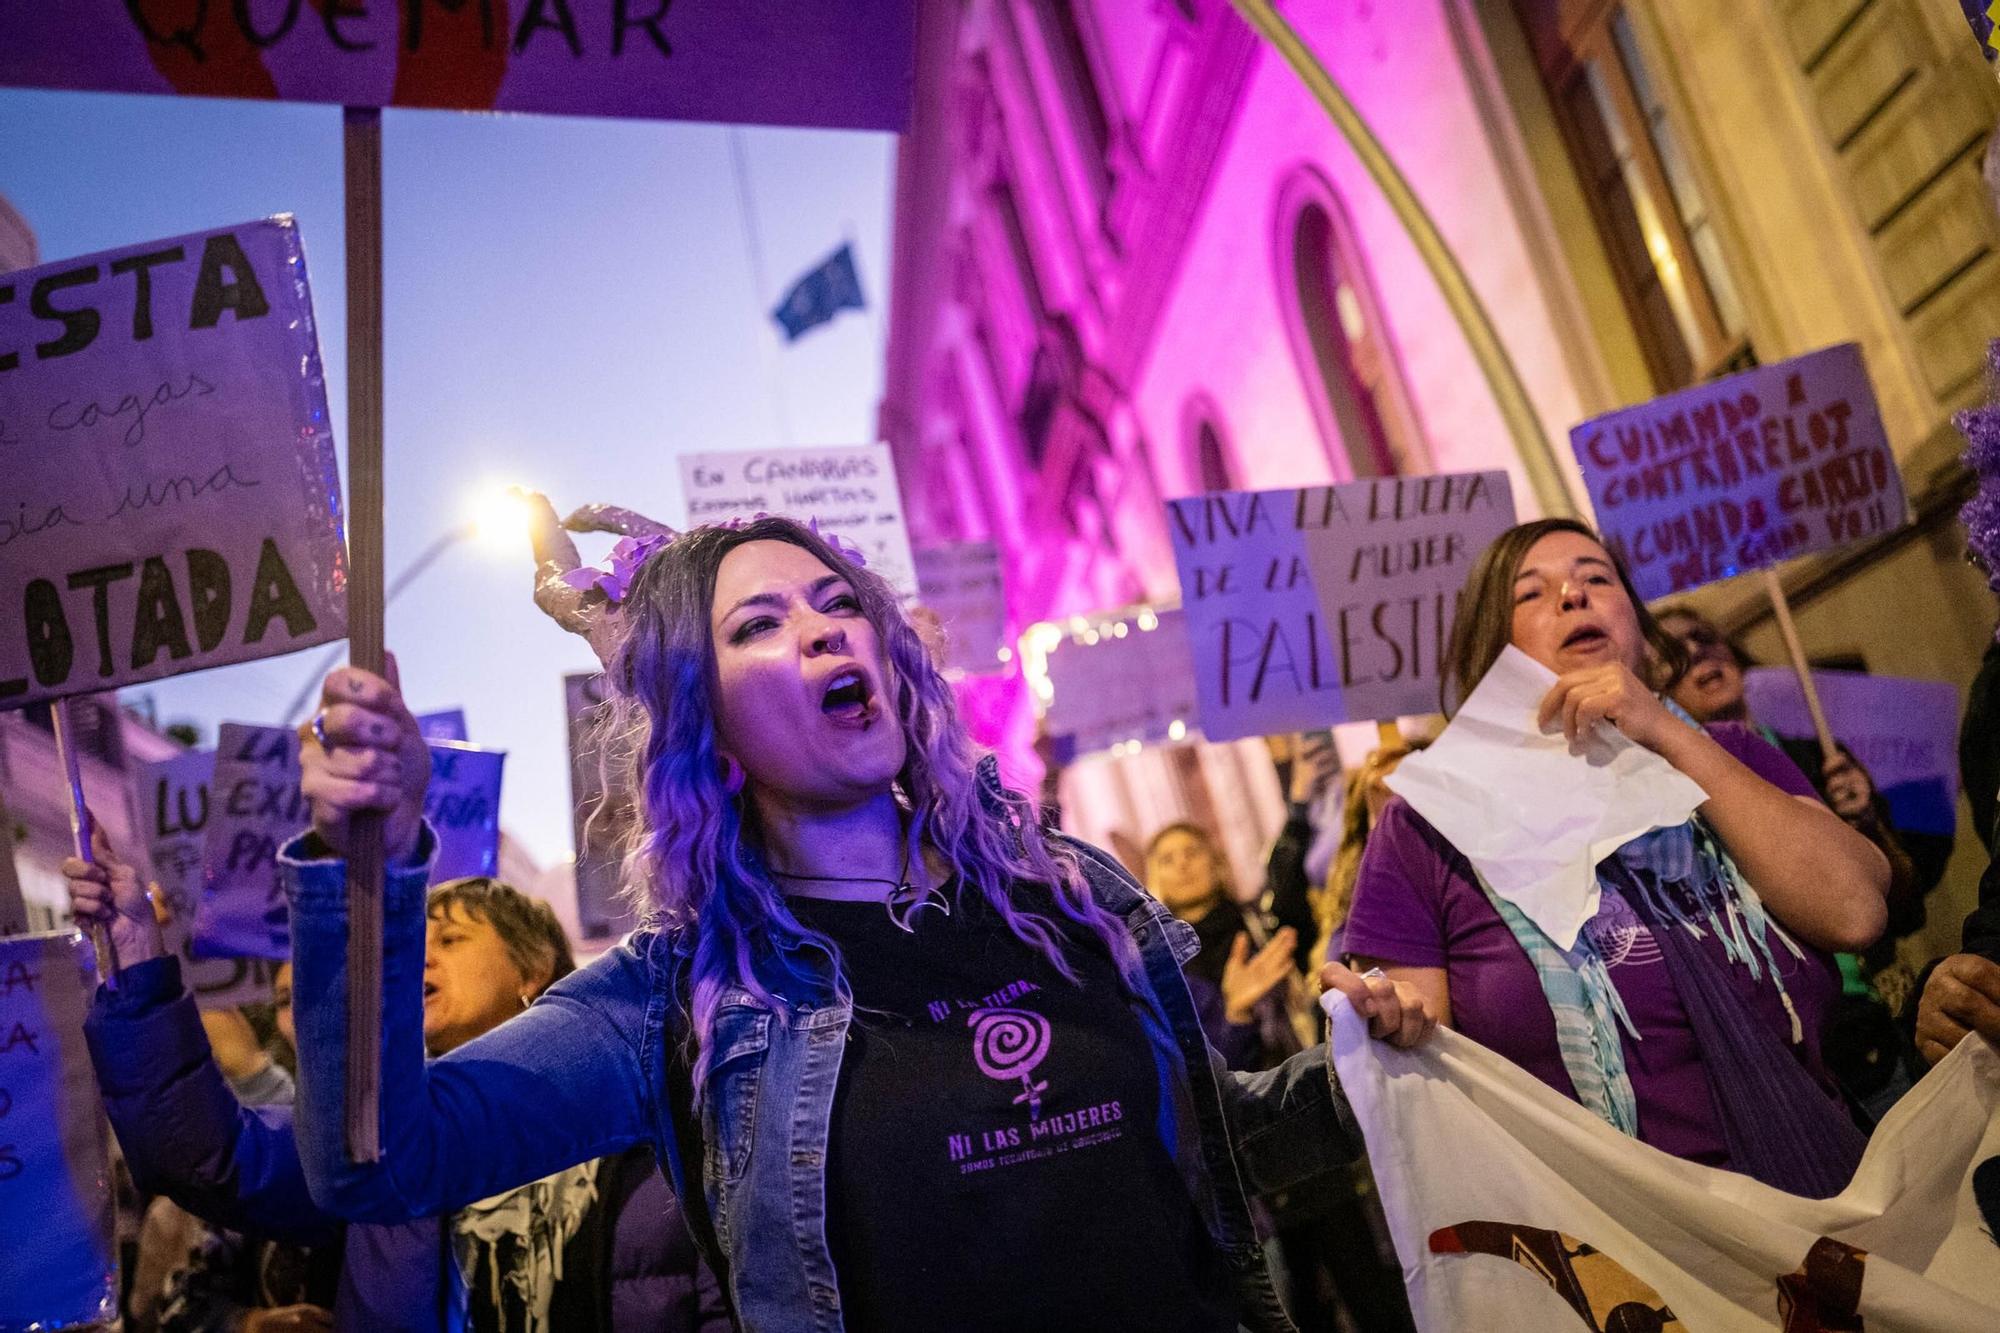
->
[[597, 516, 1140, 1082], [1956, 339, 2000, 594]]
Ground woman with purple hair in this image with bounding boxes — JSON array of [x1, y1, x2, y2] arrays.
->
[[280, 504, 1422, 1332]]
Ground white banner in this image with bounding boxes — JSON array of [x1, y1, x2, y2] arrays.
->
[[1325, 997, 2000, 1330]]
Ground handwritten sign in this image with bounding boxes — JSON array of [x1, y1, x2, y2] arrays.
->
[[680, 444, 918, 598], [1570, 343, 1907, 600], [196, 724, 303, 962], [0, 2, 916, 132], [195, 724, 507, 957], [914, 542, 1007, 673], [1043, 610, 1200, 757], [132, 749, 274, 1007], [1743, 668, 1961, 837], [565, 673, 636, 940], [1167, 473, 1516, 741], [426, 742, 505, 882], [0, 932, 118, 1331], [0, 219, 347, 711]]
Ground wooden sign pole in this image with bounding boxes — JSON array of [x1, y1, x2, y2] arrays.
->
[[51, 698, 119, 988], [342, 106, 388, 1165], [1376, 719, 1403, 750], [1760, 566, 1838, 766]]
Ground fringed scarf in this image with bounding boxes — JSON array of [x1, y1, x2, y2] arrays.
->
[[1475, 710, 1867, 1198], [450, 1158, 602, 1333]]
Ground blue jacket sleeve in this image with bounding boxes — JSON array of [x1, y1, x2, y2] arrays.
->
[[81, 955, 338, 1247], [283, 830, 656, 1224]]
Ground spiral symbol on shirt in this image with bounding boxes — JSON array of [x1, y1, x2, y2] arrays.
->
[[969, 1007, 1051, 1082]]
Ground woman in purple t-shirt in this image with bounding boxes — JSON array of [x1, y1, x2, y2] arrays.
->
[[1332, 519, 1890, 1197]]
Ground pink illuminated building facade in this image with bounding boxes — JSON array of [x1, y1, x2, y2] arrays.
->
[[881, 0, 2000, 940]]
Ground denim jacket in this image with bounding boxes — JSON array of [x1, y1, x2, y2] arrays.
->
[[283, 827, 1360, 1333]]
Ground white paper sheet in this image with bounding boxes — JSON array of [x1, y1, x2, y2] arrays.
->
[[1383, 646, 1708, 950]]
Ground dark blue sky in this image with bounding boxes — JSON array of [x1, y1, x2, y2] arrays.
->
[[2, 86, 893, 865]]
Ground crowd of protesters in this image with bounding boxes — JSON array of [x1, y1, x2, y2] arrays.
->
[[47, 477, 2000, 1332]]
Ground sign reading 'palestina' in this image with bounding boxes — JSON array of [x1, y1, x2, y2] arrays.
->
[[0, 218, 347, 710], [1166, 473, 1516, 741]]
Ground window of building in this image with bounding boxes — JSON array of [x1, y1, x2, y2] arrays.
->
[[1517, 0, 1752, 388], [1182, 395, 1236, 492], [1276, 170, 1426, 480]]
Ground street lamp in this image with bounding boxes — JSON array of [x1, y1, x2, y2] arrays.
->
[[279, 487, 533, 725]]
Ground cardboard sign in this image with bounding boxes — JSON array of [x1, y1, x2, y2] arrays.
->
[[1743, 668, 1961, 838], [132, 749, 275, 1007], [197, 724, 304, 962], [425, 741, 505, 882], [417, 709, 468, 743], [0, 2, 916, 132], [565, 672, 636, 940], [1042, 610, 1199, 757], [1167, 473, 1516, 741], [0, 932, 119, 1331], [680, 444, 918, 598], [196, 724, 504, 958], [0, 218, 347, 710], [1571, 343, 1907, 600], [914, 541, 1007, 674]]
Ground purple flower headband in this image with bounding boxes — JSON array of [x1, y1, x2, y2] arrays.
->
[[557, 514, 869, 607]]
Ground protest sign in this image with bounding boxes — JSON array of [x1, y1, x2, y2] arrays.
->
[[426, 742, 505, 882], [0, 932, 119, 1331], [196, 723, 508, 957], [417, 709, 469, 743], [1326, 997, 2000, 1332], [1571, 343, 1907, 601], [1042, 609, 1200, 757], [680, 444, 918, 598], [1167, 473, 1515, 741], [197, 724, 303, 962], [0, 218, 347, 711], [1743, 668, 1961, 837], [0, 793, 25, 937], [0, 2, 916, 132], [133, 748, 274, 1007], [914, 541, 1007, 673], [565, 672, 636, 939]]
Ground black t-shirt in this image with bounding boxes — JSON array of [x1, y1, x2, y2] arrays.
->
[[788, 887, 1238, 1333]]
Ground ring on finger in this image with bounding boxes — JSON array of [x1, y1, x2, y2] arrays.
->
[[311, 711, 330, 749]]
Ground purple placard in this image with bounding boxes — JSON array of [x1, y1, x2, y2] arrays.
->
[[1042, 609, 1198, 756], [0, 218, 347, 710], [914, 541, 1007, 674], [426, 741, 505, 881], [565, 671, 635, 939], [133, 747, 276, 1006], [1570, 343, 1908, 601], [417, 708, 469, 743], [1168, 473, 1515, 740], [196, 724, 509, 958], [197, 723, 303, 961], [0, 933, 119, 1330], [1742, 668, 1961, 838], [0, 2, 915, 132]]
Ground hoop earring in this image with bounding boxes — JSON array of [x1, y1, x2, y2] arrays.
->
[[719, 754, 746, 796]]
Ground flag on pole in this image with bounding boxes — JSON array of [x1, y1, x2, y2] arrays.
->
[[772, 243, 866, 341]]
